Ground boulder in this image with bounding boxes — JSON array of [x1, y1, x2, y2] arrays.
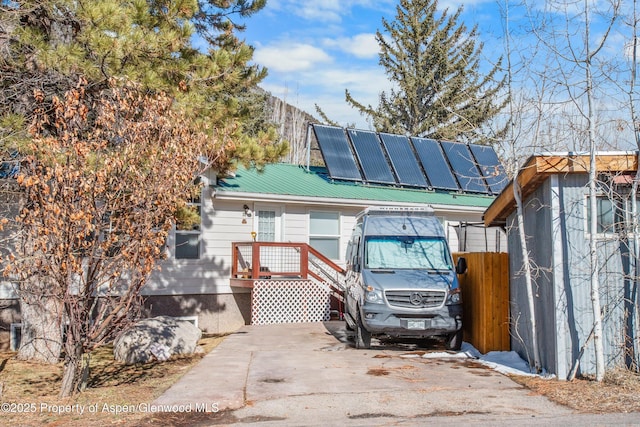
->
[[113, 315, 202, 364]]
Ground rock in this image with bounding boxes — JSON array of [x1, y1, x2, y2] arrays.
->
[[113, 316, 202, 364]]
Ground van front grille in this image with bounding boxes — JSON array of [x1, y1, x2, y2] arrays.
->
[[385, 290, 446, 308]]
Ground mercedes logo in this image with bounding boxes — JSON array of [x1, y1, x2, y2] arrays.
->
[[410, 292, 423, 306]]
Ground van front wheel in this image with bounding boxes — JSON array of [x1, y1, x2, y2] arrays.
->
[[355, 315, 371, 349], [445, 329, 463, 351]]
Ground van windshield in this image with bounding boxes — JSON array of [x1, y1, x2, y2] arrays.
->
[[364, 236, 452, 270]]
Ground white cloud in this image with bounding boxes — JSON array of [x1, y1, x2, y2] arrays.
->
[[254, 42, 332, 72], [262, 62, 391, 128], [263, 0, 345, 23], [297, 1, 343, 23], [264, 0, 395, 24], [438, 0, 495, 11], [323, 33, 379, 59], [313, 67, 389, 95]]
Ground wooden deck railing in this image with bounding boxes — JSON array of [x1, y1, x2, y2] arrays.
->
[[231, 242, 346, 293]]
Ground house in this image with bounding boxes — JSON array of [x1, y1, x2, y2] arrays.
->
[[484, 152, 640, 378], [1, 125, 509, 348], [142, 161, 506, 335]]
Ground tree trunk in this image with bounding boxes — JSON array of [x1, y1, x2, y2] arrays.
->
[[501, 0, 541, 373], [627, 0, 640, 372], [17, 288, 63, 364], [585, 0, 606, 381], [59, 339, 90, 397], [514, 173, 542, 372]]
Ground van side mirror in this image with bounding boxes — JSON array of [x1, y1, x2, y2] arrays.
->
[[353, 262, 361, 273], [455, 257, 467, 275]]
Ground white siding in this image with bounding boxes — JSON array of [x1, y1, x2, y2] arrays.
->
[[146, 193, 253, 295], [147, 195, 503, 296], [282, 206, 307, 242]]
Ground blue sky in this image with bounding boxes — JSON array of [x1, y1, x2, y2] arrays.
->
[[237, 1, 506, 129]]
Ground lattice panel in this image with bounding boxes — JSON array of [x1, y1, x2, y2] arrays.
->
[[251, 280, 331, 325]]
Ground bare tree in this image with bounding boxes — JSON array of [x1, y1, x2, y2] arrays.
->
[[500, 0, 542, 372], [523, 0, 621, 381], [8, 79, 233, 397], [628, 0, 640, 371], [610, 0, 640, 370], [583, 0, 619, 382]]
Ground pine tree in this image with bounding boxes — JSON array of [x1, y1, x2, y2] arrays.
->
[[345, 0, 506, 144], [0, 0, 287, 393], [0, 0, 286, 173]]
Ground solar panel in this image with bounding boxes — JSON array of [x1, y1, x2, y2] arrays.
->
[[469, 144, 508, 194], [410, 137, 459, 191], [379, 133, 428, 187], [312, 124, 362, 181], [310, 123, 507, 196], [440, 141, 488, 193], [347, 129, 396, 184]]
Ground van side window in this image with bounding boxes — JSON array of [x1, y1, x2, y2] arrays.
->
[[351, 237, 360, 266]]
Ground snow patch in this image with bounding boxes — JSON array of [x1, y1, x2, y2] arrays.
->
[[413, 341, 549, 377]]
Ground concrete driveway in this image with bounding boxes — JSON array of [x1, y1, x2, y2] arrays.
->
[[153, 322, 638, 426]]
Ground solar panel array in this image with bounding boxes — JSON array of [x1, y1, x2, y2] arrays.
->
[[311, 124, 508, 195]]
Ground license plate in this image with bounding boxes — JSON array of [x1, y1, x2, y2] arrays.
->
[[407, 320, 426, 330]]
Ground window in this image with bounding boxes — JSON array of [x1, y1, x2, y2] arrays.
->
[[10, 323, 21, 351], [586, 196, 615, 234], [175, 194, 201, 259], [309, 211, 340, 260], [257, 210, 276, 242]]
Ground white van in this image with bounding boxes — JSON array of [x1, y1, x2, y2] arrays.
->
[[343, 206, 467, 350]]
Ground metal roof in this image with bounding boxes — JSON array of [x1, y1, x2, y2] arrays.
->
[[216, 164, 495, 209]]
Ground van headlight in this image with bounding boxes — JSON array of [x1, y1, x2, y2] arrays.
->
[[365, 286, 384, 304], [446, 288, 461, 305]]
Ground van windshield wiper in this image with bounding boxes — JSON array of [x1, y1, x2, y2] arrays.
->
[[370, 269, 395, 273], [426, 268, 452, 274]]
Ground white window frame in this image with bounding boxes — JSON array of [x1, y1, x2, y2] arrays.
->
[[173, 316, 199, 328], [309, 210, 341, 261], [254, 204, 282, 242], [584, 194, 617, 238], [174, 192, 202, 259]]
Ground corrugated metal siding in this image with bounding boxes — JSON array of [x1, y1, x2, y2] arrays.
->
[[508, 173, 640, 377], [556, 174, 631, 376], [507, 179, 557, 373]]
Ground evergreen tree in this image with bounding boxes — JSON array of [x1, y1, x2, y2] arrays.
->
[[0, 0, 287, 392], [345, 0, 506, 144], [0, 0, 286, 172]]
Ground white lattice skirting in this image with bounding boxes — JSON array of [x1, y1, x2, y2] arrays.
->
[[251, 280, 331, 325]]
